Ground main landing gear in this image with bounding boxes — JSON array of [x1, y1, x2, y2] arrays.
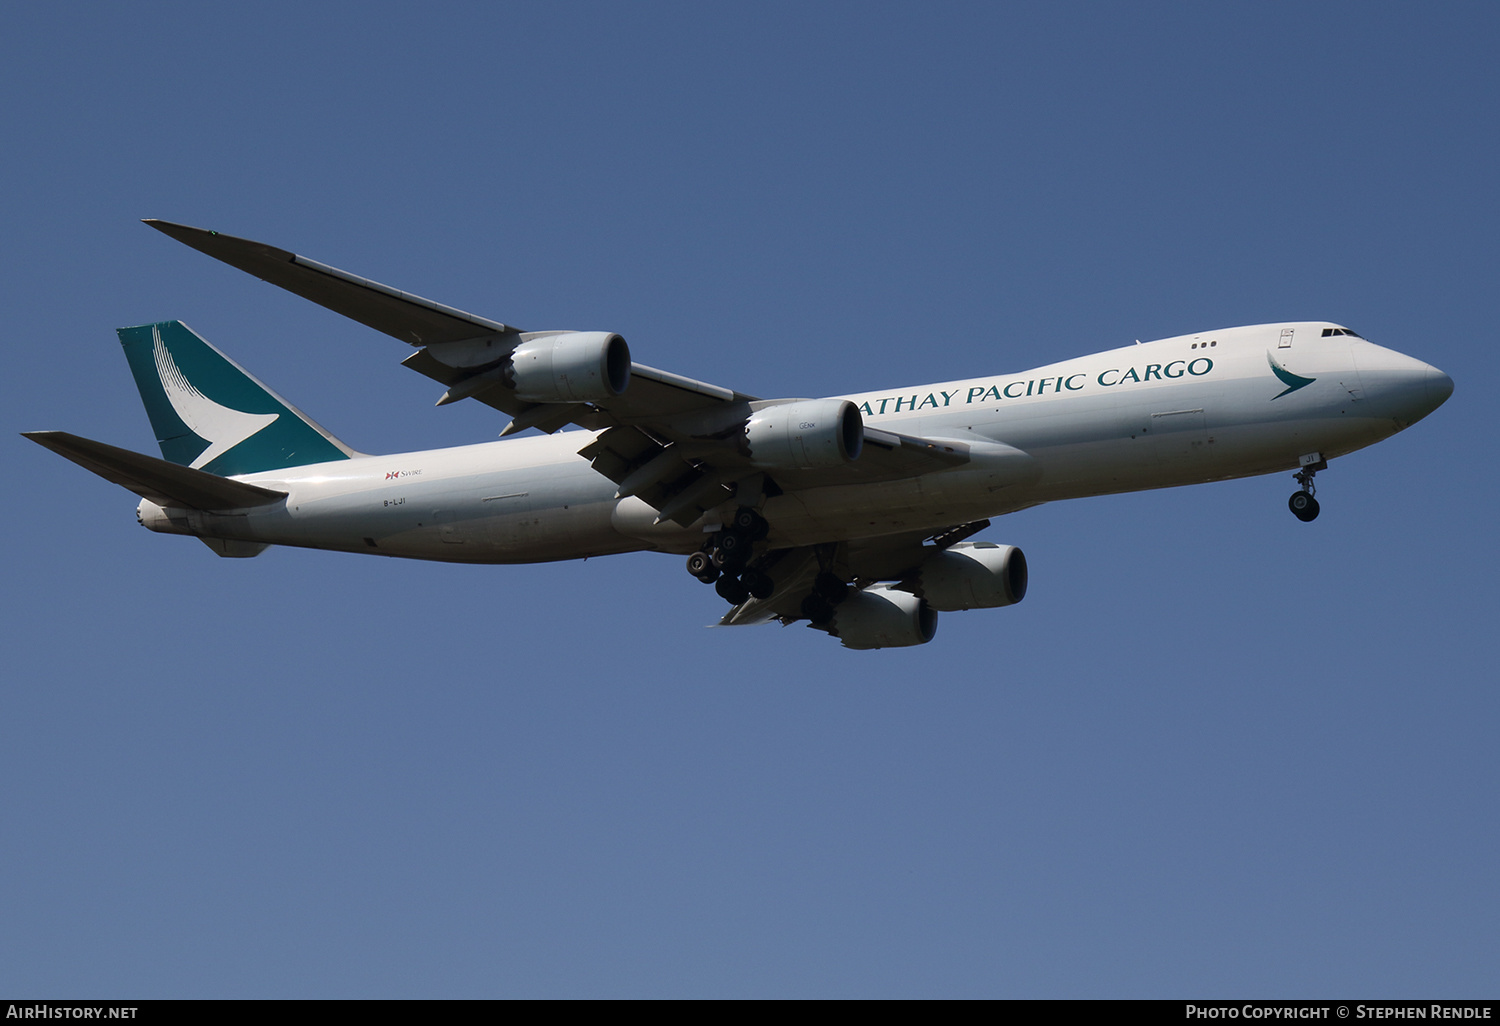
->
[[1288, 455, 1327, 523], [799, 571, 850, 626], [685, 507, 774, 604]]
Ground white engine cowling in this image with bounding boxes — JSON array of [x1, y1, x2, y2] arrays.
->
[[905, 542, 1027, 611], [827, 584, 938, 650], [509, 331, 631, 403], [743, 399, 863, 470]]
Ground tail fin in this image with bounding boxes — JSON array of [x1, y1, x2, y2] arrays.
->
[[117, 320, 359, 476]]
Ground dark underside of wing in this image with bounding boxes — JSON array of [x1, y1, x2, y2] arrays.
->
[[144, 219, 513, 346]]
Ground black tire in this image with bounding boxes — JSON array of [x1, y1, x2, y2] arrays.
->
[[712, 546, 748, 572], [686, 551, 713, 577], [1289, 492, 1319, 522], [742, 569, 775, 600], [814, 571, 850, 605], [801, 594, 835, 624], [733, 508, 768, 539], [716, 574, 750, 605], [696, 569, 720, 585]]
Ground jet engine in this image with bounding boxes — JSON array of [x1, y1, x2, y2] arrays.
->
[[903, 541, 1027, 611], [509, 331, 631, 403], [743, 399, 863, 470], [825, 584, 938, 650]]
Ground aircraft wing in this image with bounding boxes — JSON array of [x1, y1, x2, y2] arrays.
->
[[144, 220, 516, 346], [149, 221, 1005, 524], [145, 220, 748, 427]]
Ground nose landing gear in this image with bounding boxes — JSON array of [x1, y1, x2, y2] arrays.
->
[[1288, 454, 1326, 522]]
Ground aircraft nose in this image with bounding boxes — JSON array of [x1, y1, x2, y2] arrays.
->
[[1352, 344, 1453, 427], [1389, 357, 1453, 426], [1426, 365, 1455, 408]]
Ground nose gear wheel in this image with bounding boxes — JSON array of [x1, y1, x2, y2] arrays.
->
[[1288, 459, 1325, 522], [1288, 491, 1320, 521]]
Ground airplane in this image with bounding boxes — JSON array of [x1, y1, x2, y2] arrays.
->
[[25, 220, 1454, 648]]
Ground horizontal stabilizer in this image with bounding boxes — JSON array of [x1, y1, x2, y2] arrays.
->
[[23, 431, 287, 510], [143, 219, 515, 347]]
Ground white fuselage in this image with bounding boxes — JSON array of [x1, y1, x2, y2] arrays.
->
[[138, 323, 1452, 561]]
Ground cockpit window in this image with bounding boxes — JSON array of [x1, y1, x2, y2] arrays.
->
[[1321, 327, 1365, 339]]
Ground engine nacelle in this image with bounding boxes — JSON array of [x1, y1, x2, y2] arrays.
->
[[743, 399, 863, 470], [509, 331, 631, 403], [905, 541, 1027, 611], [826, 584, 938, 650]]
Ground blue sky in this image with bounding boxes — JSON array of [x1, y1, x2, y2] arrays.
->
[[2, 2, 1496, 997]]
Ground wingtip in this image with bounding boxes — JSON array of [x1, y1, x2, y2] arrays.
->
[[21, 430, 68, 450], [143, 218, 192, 233], [140, 220, 291, 262], [143, 219, 222, 242]]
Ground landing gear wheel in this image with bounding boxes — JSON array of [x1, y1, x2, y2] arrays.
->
[[686, 551, 714, 578], [1288, 458, 1324, 522], [733, 507, 769, 540], [696, 569, 721, 585], [712, 546, 748, 572], [711, 530, 751, 572], [814, 571, 850, 606], [801, 594, 835, 625], [741, 568, 774, 600], [1288, 492, 1320, 522], [716, 574, 750, 605]]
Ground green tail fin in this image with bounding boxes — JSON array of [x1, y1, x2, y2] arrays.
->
[[117, 321, 357, 476]]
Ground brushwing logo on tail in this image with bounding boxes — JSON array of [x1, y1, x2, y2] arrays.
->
[[1267, 352, 1316, 400], [152, 325, 279, 469]]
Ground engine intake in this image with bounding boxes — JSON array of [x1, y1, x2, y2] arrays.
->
[[905, 542, 1027, 611], [743, 399, 863, 470], [826, 584, 938, 650], [509, 332, 631, 403]]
